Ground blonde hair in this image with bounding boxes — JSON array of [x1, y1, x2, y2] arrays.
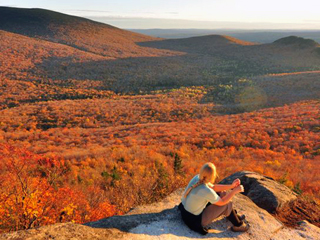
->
[[183, 162, 217, 199]]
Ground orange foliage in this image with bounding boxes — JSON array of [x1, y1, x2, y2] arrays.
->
[[0, 87, 319, 233], [0, 144, 117, 233], [1, 9, 320, 234]]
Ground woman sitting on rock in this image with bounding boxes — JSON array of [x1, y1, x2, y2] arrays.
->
[[178, 162, 249, 235]]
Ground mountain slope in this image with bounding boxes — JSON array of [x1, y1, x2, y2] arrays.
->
[[0, 30, 110, 80], [137, 34, 257, 54], [1, 7, 320, 96], [0, 7, 180, 58]]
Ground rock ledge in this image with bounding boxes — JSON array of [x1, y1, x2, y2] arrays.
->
[[1, 172, 319, 240]]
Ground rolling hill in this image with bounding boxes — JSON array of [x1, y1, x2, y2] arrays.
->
[[129, 29, 320, 44], [273, 36, 320, 48], [0, 6, 180, 58], [0, 30, 110, 81], [1, 6, 320, 98]]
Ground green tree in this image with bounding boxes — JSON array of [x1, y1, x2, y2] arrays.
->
[[173, 153, 183, 175]]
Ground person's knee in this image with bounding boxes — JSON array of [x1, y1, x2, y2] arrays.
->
[[225, 202, 233, 216]]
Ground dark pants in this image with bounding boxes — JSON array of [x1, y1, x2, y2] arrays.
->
[[178, 202, 208, 235], [178, 192, 243, 235]]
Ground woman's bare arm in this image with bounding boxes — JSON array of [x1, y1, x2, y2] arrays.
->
[[213, 185, 244, 206], [212, 184, 233, 192], [211, 178, 241, 192]]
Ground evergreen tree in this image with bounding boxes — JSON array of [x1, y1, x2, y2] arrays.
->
[[174, 153, 183, 175]]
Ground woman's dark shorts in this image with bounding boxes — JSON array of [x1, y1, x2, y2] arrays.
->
[[178, 202, 209, 235]]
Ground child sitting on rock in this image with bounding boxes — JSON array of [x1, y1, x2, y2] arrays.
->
[[178, 162, 249, 235]]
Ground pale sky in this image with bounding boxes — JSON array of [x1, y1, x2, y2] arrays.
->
[[1, 0, 320, 29]]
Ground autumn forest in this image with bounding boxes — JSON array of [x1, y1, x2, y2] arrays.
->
[[0, 6, 319, 233]]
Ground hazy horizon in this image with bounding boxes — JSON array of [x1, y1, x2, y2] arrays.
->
[[1, 0, 320, 29], [88, 16, 320, 30]]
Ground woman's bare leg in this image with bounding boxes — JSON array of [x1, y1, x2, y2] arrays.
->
[[201, 192, 233, 227]]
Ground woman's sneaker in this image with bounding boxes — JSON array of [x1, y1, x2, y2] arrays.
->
[[231, 222, 250, 232]]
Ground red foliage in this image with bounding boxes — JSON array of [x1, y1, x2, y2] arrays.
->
[[0, 87, 319, 233], [0, 144, 117, 233]]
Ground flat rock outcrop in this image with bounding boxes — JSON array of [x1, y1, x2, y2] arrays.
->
[[1, 172, 319, 240]]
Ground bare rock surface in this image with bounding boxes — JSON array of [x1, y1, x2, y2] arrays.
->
[[219, 171, 297, 213], [1, 172, 319, 240], [0, 222, 123, 240]]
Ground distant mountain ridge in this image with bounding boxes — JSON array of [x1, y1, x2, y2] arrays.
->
[[1, 6, 320, 94], [273, 36, 320, 48], [129, 29, 320, 44], [0, 6, 117, 36], [0, 6, 179, 58]]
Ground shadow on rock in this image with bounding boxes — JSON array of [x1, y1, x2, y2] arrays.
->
[[85, 206, 244, 238]]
